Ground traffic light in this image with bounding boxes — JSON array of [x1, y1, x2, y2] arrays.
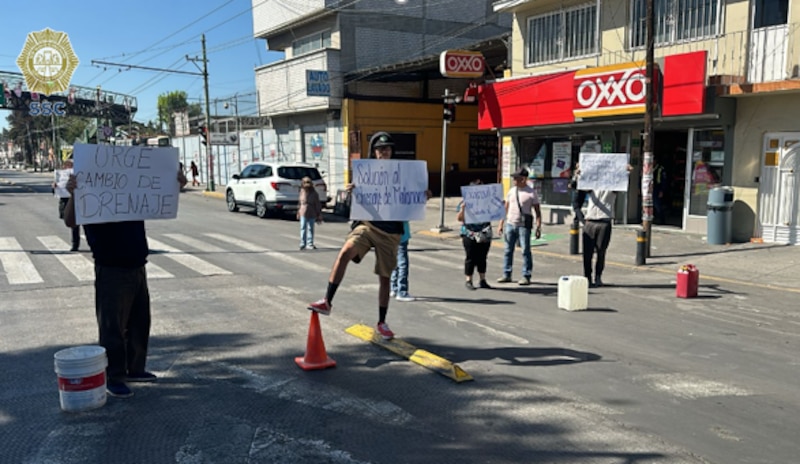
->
[[199, 125, 208, 145], [443, 102, 456, 123]]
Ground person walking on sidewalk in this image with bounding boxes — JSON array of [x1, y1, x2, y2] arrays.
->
[[190, 161, 200, 187], [64, 166, 188, 398], [307, 132, 406, 340], [53, 158, 81, 252], [497, 168, 542, 286], [457, 180, 492, 290], [390, 221, 416, 301], [297, 176, 323, 250]]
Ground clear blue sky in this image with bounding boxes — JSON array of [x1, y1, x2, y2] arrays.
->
[[0, 0, 283, 130]]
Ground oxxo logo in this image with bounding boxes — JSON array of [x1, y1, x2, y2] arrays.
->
[[439, 50, 485, 78], [573, 62, 650, 118], [29, 100, 66, 116]]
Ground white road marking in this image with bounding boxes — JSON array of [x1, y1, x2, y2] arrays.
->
[[146, 262, 174, 279], [163, 233, 227, 253], [286, 234, 435, 272], [37, 236, 94, 281], [205, 233, 328, 273], [426, 308, 530, 345], [638, 373, 752, 399], [0, 237, 43, 284], [148, 238, 231, 276]]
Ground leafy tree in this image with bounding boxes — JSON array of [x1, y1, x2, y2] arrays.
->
[[158, 90, 202, 136]]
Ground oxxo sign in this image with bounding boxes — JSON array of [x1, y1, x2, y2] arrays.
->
[[573, 61, 653, 119], [439, 50, 485, 78]]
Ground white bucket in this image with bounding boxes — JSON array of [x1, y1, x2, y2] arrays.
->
[[53, 345, 108, 412], [558, 275, 589, 311]]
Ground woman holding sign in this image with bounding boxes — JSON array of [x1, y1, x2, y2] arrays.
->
[[456, 180, 493, 290]]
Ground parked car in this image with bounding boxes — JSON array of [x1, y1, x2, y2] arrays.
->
[[225, 162, 328, 218]]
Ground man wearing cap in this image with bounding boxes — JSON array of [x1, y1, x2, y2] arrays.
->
[[308, 131, 411, 340], [497, 167, 542, 285]]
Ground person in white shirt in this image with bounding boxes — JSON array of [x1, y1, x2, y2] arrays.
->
[[583, 190, 616, 287], [497, 167, 542, 286]]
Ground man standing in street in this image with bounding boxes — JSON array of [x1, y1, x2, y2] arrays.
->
[[64, 161, 187, 398], [497, 167, 542, 286], [308, 132, 406, 340], [582, 190, 616, 288]]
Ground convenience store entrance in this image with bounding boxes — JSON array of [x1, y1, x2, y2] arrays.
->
[[652, 130, 688, 227]]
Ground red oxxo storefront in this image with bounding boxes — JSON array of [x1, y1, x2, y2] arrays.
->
[[479, 51, 735, 234]]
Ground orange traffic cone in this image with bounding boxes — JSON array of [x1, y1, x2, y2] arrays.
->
[[295, 311, 336, 371]]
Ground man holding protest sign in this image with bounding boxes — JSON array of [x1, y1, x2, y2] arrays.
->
[[64, 144, 187, 398], [308, 132, 430, 340], [575, 153, 632, 288], [497, 168, 542, 286]]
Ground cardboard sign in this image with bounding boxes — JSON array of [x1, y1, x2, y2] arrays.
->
[[349, 159, 428, 221], [53, 169, 71, 198], [460, 183, 505, 224], [72, 144, 181, 225], [577, 152, 630, 191]]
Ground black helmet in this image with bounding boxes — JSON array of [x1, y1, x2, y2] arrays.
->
[[368, 131, 394, 158]]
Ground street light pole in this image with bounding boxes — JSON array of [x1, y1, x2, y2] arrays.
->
[[433, 89, 457, 233]]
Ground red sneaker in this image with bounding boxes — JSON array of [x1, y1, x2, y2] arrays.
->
[[376, 322, 394, 340], [307, 298, 331, 316]]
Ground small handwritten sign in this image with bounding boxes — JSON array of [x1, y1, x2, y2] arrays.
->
[[460, 183, 504, 224], [72, 144, 181, 225], [577, 152, 630, 191], [350, 159, 428, 221], [54, 169, 72, 198]]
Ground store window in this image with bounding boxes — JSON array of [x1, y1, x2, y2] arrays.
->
[[688, 129, 725, 216], [519, 135, 601, 206], [468, 134, 498, 169], [526, 4, 598, 66], [629, 0, 720, 49]]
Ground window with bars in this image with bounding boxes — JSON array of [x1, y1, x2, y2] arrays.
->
[[293, 31, 332, 56], [629, 0, 720, 48], [526, 4, 598, 66]]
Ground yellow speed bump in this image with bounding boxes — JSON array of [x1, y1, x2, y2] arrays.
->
[[345, 324, 473, 383]]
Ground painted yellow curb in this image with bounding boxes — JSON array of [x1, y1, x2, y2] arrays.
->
[[202, 191, 225, 199], [345, 324, 473, 383]]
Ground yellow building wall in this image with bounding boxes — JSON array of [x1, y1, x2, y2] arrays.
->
[[342, 98, 497, 188]]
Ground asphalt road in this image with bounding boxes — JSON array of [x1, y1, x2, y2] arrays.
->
[[1, 169, 798, 464]]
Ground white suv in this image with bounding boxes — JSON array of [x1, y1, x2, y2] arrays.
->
[[225, 162, 328, 218]]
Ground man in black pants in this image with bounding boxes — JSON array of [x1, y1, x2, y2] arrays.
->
[[64, 168, 187, 398], [582, 190, 616, 288]]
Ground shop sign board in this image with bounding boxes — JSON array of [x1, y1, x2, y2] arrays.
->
[[573, 61, 649, 119], [440, 50, 485, 78]]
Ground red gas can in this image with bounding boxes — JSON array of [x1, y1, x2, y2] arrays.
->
[[676, 264, 699, 298]]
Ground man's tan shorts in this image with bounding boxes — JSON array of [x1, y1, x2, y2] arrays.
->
[[346, 223, 401, 278]]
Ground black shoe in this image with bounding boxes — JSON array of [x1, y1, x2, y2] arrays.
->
[[479, 280, 491, 289], [465, 281, 476, 290], [127, 371, 157, 383], [594, 277, 603, 288], [299, 245, 306, 250], [70, 245, 79, 252], [106, 381, 133, 398]]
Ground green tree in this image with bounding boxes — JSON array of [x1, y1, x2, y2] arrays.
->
[[157, 90, 200, 136]]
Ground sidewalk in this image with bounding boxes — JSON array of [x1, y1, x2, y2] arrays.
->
[[194, 187, 799, 293], [413, 196, 800, 293]]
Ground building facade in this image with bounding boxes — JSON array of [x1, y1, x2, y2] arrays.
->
[[484, 0, 800, 244], [251, 0, 511, 195]]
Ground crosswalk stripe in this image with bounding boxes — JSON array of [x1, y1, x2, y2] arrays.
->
[[37, 236, 95, 281], [147, 238, 232, 276], [0, 237, 44, 284], [205, 233, 328, 273], [146, 262, 173, 279], [163, 233, 227, 253], [408, 250, 461, 271]]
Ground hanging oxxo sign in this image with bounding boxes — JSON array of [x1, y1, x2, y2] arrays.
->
[[573, 61, 657, 119], [439, 50, 485, 78]]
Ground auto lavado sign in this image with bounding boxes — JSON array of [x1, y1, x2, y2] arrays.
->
[[306, 70, 330, 97], [439, 50, 485, 78]]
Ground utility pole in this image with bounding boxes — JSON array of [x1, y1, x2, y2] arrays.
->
[[92, 34, 212, 190], [433, 89, 457, 233], [637, 0, 655, 265]]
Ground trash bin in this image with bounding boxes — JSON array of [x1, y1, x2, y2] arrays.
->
[[707, 186, 734, 244]]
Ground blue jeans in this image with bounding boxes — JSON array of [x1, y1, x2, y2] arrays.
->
[[299, 217, 316, 248], [502, 223, 532, 278], [390, 241, 409, 295]]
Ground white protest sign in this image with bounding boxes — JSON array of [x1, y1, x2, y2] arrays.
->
[[577, 152, 630, 191], [72, 144, 182, 225], [349, 159, 428, 221], [54, 169, 72, 198], [460, 183, 505, 224]]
